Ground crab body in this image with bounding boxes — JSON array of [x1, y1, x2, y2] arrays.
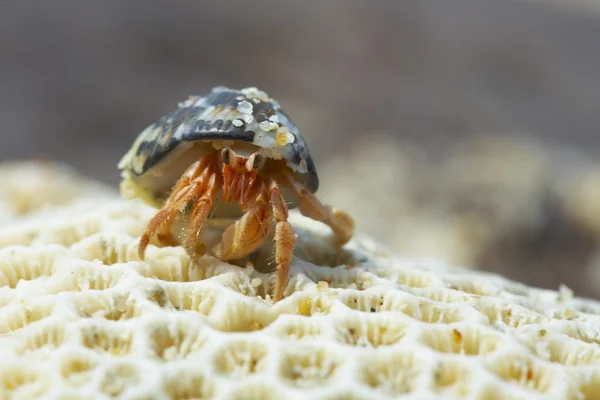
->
[[119, 86, 354, 301]]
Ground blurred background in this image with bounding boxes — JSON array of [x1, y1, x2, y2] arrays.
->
[[2, 0, 600, 299]]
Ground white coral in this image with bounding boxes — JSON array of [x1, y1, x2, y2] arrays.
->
[[1, 162, 600, 400]]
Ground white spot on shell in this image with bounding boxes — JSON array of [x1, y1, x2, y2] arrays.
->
[[285, 133, 295, 144], [268, 115, 279, 123], [132, 155, 146, 173], [259, 121, 278, 132], [177, 96, 194, 108], [253, 131, 279, 151], [193, 97, 208, 107], [242, 87, 270, 103], [242, 114, 254, 124], [298, 159, 308, 173], [252, 98, 261, 104], [232, 119, 244, 128], [237, 100, 253, 115], [259, 121, 272, 131]]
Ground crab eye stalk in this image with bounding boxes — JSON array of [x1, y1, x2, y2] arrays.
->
[[252, 153, 264, 170], [221, 148, 230, 165]]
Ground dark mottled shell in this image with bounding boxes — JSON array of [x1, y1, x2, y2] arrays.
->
[[118, 87, 318, 210]]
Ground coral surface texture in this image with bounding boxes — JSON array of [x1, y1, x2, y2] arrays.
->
[[1, 162, 600, 400]]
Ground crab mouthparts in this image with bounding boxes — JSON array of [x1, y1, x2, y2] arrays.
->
[[222, 164, 258, 203]]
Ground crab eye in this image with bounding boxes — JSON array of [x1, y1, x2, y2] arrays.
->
[[252, 153, 264, 169], [221, 148, 230, 165]]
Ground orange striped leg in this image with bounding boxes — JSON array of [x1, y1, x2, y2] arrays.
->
[[269, 179, 296, 302], [282, 171, 354, 246], [138, 159, 209, 260], [183, 173, 219, 261]]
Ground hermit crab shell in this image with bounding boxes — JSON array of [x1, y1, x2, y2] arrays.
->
[[118, 86, 318, 214]]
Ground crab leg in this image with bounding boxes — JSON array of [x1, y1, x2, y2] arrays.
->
[[155, 160, 210, 246], [183, 172, 219, 261], [281, 170, 354, 246], [211, 183, 271, 261], [269, 179, 296, 302], [138, 159, 209, 260]]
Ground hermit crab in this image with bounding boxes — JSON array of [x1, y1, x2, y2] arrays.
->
[[118, 86, 354, 301]]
